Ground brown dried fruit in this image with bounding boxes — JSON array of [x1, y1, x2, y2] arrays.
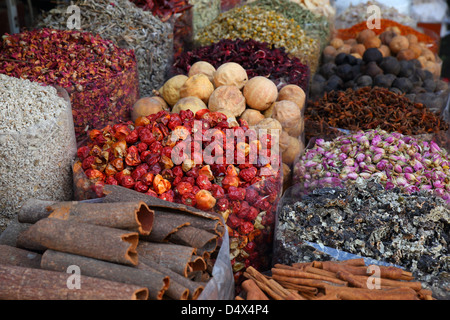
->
[[131, 96, 168, 121], [179, 74, 215, 104], [208, 85, 246, 117], [240, 109, 265, 126], [162, 75, 188, 106], [188, 61, 216, 83], [213, 62, 248, 89], [389, 35, 409, 55], [243, 76, 278, 111], [277, 84, 306, 112]]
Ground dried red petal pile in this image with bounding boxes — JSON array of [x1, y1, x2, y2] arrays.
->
[[172, 38, 310, 92], [74, 110, 282, 282], [0, 28, 139, 142]]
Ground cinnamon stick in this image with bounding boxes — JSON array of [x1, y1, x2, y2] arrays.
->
[[303, 266, 338, 279], [17, 199, 59, 224], [0, 244, 42, 269], [137, 241, 196, 277], [136, 262, 189, 300], [271, 267, 347, 285], [17, 218, 139, 266], [241, 279, 269, 300], [271, 274, 340, 289], [168, 226, 218, 258], [0, 264, 148, 300], [352, 274, 422, 291], [336, 270, 366, 289], [41, 250, 169, 300], [276, 281, 319, 294], [325, 286, 419, 300], [48, 201, 154, 236], [138, 258, 204, 300]]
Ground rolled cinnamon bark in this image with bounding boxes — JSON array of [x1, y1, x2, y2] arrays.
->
[[271, 267, 347, 285], [0, 244, 42, 269], [18, 199, 60, 224], [137, 262, 189, 300], [16, 218, 139, 266], [0, 218, 31, 247], [271, 274, 338, 289], [103, 185, 224, 234], [141, 214, 189, 243], [169, 226, 218, 258], [325, 286, 419, 300], [41, 250, 168, 300], [138, 259, 204, 300], [137, 241, 196, 277], [0, 264, 148, 300], [336, 270, 366, 289], [48, 201, 154, 236], [352, 274, 422, 291]]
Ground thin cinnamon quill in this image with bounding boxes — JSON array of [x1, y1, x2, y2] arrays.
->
[[0, 264, 148, 300], [17, 218, 139, 266], [241, 279, 269, 300], [271, 267, 347, 285]]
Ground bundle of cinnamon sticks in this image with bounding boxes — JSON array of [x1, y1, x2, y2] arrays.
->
[[0, 186, 225, 300], [239, 259, 435, 300]]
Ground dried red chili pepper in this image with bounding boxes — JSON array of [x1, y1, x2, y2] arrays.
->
[[125, 146, 141, 167]]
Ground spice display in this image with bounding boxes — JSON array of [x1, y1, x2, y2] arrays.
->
[[305, 87, 449, 143], [194, 5, 320, 73], [72, 109, 283, 281], [0, 74, 76, 233], [337, 19, 439, 54], [275, 178, 449, 299], [36, 0, 174, 97], [172, 38, 310, 92], [238, 261, 435, 300], [0, 28, 139, 142], [247, 0, 331, 51], [334, 1, 417, 29], [5, 193, 228, 300], [311, 50, 449, 113], [0, 264, 148, 300], [294, 129, 450, 202]]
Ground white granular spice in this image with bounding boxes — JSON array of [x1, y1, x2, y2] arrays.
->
[[0, 74, 76, 232]]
